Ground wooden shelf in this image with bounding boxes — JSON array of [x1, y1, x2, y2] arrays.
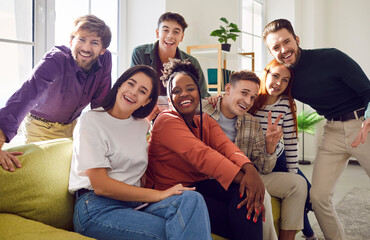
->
[[187, 44, 254, 95]]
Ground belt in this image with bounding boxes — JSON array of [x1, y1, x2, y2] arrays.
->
[[30, 114, 69, 125], [75, 188, 92, 198], [328, 108, 365, 122]]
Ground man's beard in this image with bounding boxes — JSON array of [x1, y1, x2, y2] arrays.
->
[[280, 48, 301, 68]]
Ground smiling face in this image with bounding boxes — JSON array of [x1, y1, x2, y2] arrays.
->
[[265, 28, 301, 68], [265, 65, 291, 99], [170, 73, 199, 119], [109, 72, 153, 119], [222, 80, 259, 118], [156, 20, 184, 54], [70, 29, 106, 72]]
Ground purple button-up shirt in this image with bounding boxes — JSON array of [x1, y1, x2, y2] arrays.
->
[[0, 45, 112, 142]]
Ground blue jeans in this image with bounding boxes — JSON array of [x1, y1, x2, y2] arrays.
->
[[273, 150, 314, 237], [73, 190, 212, 240]]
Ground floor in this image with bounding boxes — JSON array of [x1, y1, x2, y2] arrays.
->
[[294, 160, 370, 239]]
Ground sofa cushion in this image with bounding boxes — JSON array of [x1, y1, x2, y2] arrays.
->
[[0, 213, 93, 240], [0, 138, 74, 230]]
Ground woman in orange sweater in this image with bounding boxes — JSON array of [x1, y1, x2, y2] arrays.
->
[[146, 59, 265, 240]]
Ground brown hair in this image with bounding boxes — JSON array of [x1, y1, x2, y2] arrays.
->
[[262, 19, 297, 44], [249, 59, 298, 137], [229, 70, 260, 87], [70, 15, 112, 49], [157, 12, 188, 32]]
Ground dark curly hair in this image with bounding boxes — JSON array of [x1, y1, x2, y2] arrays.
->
[[161, 58, 203, 140]]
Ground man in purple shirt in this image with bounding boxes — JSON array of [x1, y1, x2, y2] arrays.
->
[[0, 15, 112, 172]]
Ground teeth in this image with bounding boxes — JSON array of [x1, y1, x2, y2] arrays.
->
[[165, 40, 175, 45], [181, 100, 191, 105], [80, 52, 91, 57], [283, 53, 292, 59], [238, 103, 246, 110], [124, 96, 135, 103]]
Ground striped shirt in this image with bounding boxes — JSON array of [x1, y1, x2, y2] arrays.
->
[[202, 99, 277, 174], [254, 96, 298, 173]]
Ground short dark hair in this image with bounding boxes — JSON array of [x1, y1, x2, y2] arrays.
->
[[71, 15, 112, 49], [262, 19, 297, 44], [100, 65, 159, 118], [157, 12, 188, 32], [229, 70, 260, 87]]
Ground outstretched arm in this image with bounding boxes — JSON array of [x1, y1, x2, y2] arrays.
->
[[86, 168, 194, 203]]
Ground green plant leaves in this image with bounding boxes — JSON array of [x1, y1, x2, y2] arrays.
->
[[210, 17, 241, 44], [297, 110, 324, 135]]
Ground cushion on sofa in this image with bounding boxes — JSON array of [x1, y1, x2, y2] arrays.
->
[[0, 138, 75, 230], [0, 213, 93, 240]]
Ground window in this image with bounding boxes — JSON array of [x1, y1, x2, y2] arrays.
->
[[240, 0, 265, 74], [0, 0, 33, 108], [55, 0, 121, 82]]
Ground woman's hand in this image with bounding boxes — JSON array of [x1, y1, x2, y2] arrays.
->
[[159, 183, 196, 200], [205, 95, 221, 108], [237, 163, 265, 223], [265, 111, 283, 154]]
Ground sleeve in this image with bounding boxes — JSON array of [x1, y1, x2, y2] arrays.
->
[[365, 102, 370, 119], [336, 49, 370, 108], [155, 113, 247, 190], [131, 46, 143, 67], [282, 104, 298, 173], [250, 122, 277, 174], [0, 54, 62, 142], [91, 51, 112, 109], [73, 115, 111, 175]]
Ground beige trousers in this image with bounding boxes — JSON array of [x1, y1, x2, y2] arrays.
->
[[263, 189, 278, 240], [23, 114, 77, 143], [310, 118, 370, 240], [260, 172, 307, 231]]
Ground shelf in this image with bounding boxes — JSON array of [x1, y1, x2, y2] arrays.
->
[[187, 44, 255, 95]]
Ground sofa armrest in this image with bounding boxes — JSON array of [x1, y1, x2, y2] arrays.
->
[[0, 213, 94, 240]]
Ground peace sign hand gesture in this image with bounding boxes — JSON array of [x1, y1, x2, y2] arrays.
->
[[265, 111, 283, 155]]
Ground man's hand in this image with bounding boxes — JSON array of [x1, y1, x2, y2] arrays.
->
[[0, 129, 22, 172], [0, 150, 22, 172], [351, 118, 370, 148], [237, 163, 265, 223], [265, 111, 283, 154]]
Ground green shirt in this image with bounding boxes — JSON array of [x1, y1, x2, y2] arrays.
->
[[130, 41, 210, 97], [292, 48, 370, 119]]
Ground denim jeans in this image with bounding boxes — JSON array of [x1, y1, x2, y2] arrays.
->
[[273, 150, 314, 237], [73, 190, 212, 240]]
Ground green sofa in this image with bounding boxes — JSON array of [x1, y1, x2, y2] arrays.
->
[[0, 138, 282, 240], [0, 138, 92, 240]]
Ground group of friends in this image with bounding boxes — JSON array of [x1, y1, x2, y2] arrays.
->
[[0, 11, 369, 240]]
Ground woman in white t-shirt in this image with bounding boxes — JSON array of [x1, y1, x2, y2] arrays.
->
[[68, 65, 212, 240]]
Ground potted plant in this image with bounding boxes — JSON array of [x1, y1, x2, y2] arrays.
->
[[210, 17, 241, 52], [297, 109, 324, 164]]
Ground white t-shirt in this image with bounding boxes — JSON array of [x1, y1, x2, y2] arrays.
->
[[69, 108, 150, 193]]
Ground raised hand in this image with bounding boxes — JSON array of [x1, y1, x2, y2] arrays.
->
[[351, 118, 370, 148], [265, 111, 283, 154]]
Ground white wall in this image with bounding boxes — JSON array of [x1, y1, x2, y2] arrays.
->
[[125, 0, 165, 71]]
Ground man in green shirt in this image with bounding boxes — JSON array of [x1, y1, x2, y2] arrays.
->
[[263, 18, 370, 240], [131, 12, 209, 120]]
